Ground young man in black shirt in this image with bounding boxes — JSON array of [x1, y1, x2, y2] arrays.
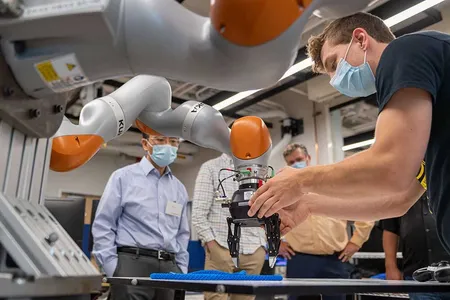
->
[[380, 194, 450, 299], [248, 12, 450, 256]]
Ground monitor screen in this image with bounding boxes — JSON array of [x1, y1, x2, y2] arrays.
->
[[44, 197, 86, 249]]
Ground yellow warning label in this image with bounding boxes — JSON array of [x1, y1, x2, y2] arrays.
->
[[34, 53, 88, 92], [35, 61, 59, 82], [66, 63, 76, 71]]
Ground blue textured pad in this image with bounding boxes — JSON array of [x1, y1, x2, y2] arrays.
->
[[371, 273, 386, 280], [150, 270, 283, 281]]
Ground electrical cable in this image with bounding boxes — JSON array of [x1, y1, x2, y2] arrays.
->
[[217, 169, 239, 198], [218, 174, 237, 197]]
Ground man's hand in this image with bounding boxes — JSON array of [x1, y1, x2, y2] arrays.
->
[[206, 240, 219, 251], [385, 265, 403, 280], [277, 201, 310, 235], [279, 241, 295, 260], [338, 242, 360, 262], [248, 167, 305, 218]]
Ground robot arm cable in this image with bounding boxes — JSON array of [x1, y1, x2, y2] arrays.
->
[[217, 169, 239, 198]]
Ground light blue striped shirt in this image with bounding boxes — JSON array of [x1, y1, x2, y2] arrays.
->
[[92, 157, 190, 277]]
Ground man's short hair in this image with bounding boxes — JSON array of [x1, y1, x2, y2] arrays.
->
[[283, 143, 309, 159], [142, 133, 149, 140], [307, 12, 395, 73]]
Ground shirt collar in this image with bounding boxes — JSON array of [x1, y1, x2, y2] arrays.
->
[[139, 156, 172, 178]]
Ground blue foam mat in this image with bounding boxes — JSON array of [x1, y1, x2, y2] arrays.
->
[[150, 270, 283, 281]]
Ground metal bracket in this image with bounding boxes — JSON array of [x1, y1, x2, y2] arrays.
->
[[0, 51, 80, 138]]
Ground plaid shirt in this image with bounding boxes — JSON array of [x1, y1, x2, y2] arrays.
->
[[192, 154, 266, 254]]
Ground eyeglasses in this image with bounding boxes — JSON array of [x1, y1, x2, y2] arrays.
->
[[148, 136, 180, 147]]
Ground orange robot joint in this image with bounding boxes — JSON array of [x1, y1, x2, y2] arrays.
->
[[210, 0, 313, 47]]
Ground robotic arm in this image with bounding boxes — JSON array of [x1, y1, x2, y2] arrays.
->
[[51, 74, 281, 267], [0, 0, 374, 100], [50, 75, 231, 171]]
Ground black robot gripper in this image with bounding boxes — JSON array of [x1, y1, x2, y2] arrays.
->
[[222, 187, 281, 268], [413, 260, 450, 283]]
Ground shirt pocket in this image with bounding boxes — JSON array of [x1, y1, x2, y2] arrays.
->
[[166, 214, 181, 230]]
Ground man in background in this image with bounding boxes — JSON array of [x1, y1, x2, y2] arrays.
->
[[92, 133, 190, 300], [380, 193, 450, 300], [279, 144, 374, 300], [192, 153, 266, 300]]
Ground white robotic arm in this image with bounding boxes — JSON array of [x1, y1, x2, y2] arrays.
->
[[0, 0, 374, 100], [51, 75, 232, 171]]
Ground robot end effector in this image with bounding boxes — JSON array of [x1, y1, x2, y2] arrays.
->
[[220, 117, 281, 268]]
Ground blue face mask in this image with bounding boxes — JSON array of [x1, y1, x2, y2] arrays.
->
[[330, 38, 376, 98], [149, 144, 178, 167], [292, 161, 307, 169]]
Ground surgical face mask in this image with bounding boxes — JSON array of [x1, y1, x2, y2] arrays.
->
[[148, 144, 178, 167], [292, 161, 307, 169], [330, 37, 376, 98]]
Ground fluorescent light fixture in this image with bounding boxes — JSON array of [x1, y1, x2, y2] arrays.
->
[[213, 0, 443, 111], [280, 57, 313, 80], [213, 89, 260, 111], [384, 0, 445, 27], [342, 139, 374, 151], [213, 58, 313, 111]]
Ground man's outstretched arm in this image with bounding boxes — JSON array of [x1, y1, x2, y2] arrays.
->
[[278, 181, 424, 236], [305, 179, 424, 221], [305, 87, 431, 197], [249, 87, 432, 218]]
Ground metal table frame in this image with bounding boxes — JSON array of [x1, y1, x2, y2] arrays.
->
[[107, 277, 450, 299], [0, 274, 102, 299]]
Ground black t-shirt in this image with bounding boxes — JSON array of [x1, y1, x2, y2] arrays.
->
[[379, 196, 449, 277], [376, 31, 450, 253]]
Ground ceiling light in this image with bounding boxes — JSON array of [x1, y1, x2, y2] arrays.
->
[[213, 0, 443, 111], [213, 59, 312, 111], [384, 0, 445, 27], [342, 139, 374, 151], [213, 89, 260, 111]]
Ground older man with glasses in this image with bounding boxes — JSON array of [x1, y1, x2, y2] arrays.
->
[[92, 132, 190, 300]]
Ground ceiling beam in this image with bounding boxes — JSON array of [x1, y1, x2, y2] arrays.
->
[[344, 130, 375, 146], [330, 94, 377, 112]]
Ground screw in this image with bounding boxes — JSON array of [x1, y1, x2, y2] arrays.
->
[[54, 105, 64, 113], [29, 109, 41, 118], [216, 285, 226, 293]]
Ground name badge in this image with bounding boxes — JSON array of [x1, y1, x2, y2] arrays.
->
[[165, 201, 182, 217]]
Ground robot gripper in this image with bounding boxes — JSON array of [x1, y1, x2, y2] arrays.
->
[[223, 195, 281, 268]]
